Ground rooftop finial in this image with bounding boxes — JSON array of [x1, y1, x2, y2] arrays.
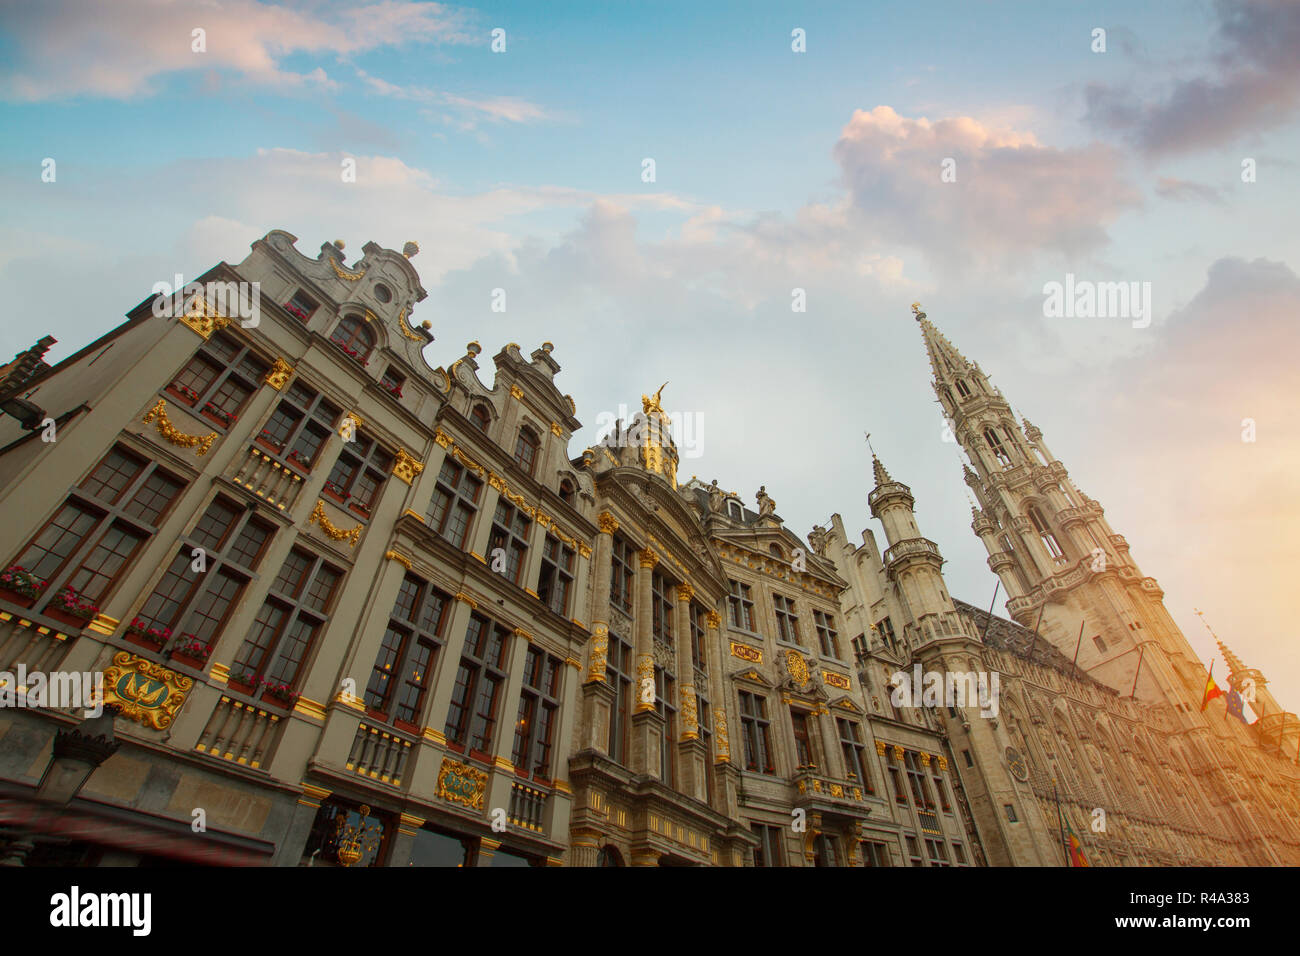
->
[[911, 301, 925, 321]]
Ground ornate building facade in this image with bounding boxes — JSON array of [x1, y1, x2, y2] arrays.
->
[[0, 231, 1293, 866]]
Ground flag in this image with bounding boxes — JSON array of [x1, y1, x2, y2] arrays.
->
[[1202, 661, 1225, 711], [1065, 820, 1090, 867], [1225, 689, 1252, 725]]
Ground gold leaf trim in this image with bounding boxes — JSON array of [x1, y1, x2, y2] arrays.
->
[[142, 399, 216, 456], [384, 549, 413, 570], [308, 500, 362, 546], [329, 256, 366, 281]]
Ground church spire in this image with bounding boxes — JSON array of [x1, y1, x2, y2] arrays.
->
[[912, 302, 973, 385], [872, 453, 891, 486]]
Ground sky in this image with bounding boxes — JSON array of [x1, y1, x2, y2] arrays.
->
[[1, 0, 1297, 705]]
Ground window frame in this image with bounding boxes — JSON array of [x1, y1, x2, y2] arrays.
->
[[364, 574, 451, 730], [165, 331, 269, 430]]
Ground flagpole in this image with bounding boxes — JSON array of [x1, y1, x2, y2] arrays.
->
[[1128, 644, 1146, 698], [1052, 777, 1069, 867], [1024, 600, 1046, 663], [1070, 620, 1085, 678], [979, 580, 1000, 644]]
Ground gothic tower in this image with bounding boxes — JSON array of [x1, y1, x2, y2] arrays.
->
[[913, 304, 1214, 714], [867, 451, 1056, 865]]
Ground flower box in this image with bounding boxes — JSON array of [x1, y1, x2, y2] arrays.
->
[[169, 636, 212, 670], [0, 587, 37, 609], [226, 672, 258, 696], [45, 606, 93, 630], [170, 651, 209, 671], [124, 631, 168, 653], [283, 303, 311, 321], [200, 403, 237, 428], [260, 689, 295, 710]]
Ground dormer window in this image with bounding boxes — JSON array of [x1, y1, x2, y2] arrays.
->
[[330, 314, 375, 365], [284, 290, 318, 322], [514, 427, 540, 476], [727, 500, 744, 521], [470, 404, 491, 433], [558, 478, 576, 505], [769, 544, 784, 559]]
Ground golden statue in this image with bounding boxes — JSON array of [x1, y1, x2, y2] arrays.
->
[[642, 382, 668, 417]]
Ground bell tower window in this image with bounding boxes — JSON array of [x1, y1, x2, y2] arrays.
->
[[1028, 506, 1064, 560], [954, 379, 971, 399], [984, 427, 1012, 466]]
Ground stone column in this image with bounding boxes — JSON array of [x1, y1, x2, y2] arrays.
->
[[585, 513, 617, 684], [630, 547, 663, 777], [570, 827, 602, 867], [675, 584, 706, 801]]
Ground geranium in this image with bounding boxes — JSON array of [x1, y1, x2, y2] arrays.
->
[[260, 678, 299, 704], [0, 566, 47, 599], [51, 586, 98, 619], [173, 635, 213, 661]]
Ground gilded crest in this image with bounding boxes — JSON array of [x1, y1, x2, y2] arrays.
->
[[102, 651, 192, 730], [785, 648, 810, 685]]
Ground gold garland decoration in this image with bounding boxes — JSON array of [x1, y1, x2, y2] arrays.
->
[[142, 399, 216, 456], [396, 307, 424, 342], [308, 500, 362, 547], [328, 256, 366, 281]]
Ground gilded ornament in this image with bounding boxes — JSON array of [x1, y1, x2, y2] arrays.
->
[[705, 611, 721, 630], [675, 583, 695, 603], [679, 684, 699, 734], [822, 670, 851, 690], [436, 757, 488, 811], [177, 293, 233, 339], [596, 512, 619, 535], [785, 648, 810, 685], [384, 549, 413, 571], [714, 707, 730, 760], [339, 411, 364, 438], [141, 399, 216, 456], [102, 652, 192, 730], [391, 448, 425, 485], [637, 547, 659, 569], [329, 256, 366, 281], [876, 740, 888, 756], [729, 641, 762, 664], [263, 357, 293, 390], [893, 745, 904, 761], [510, 384, 524, 401], [307, 500, 363, 547], [550, 421, 563, 437], [586, 624, 609, 683]]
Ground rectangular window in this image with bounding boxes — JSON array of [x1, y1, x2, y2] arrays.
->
[[487, 499, 531, 585], [606, 632, 632, 763], [739, 690, 776, 774], [167, 331, 268, 429], [324, 432, 392, 518], [1005, 804, 1018, 822], [752, 824, 785, 867], [444, 614, 511, 757], [905, 750, 935, 809], [512, 645, 563, 780], [726, 579, 756, 632], [284, 289, 318, 322], [364, 575, 450, 727], [231, 547, 342, 690], [426, 458, 484, 549], [953, 842, 967, 865], [931, 761, 952, 813], [791, 710, 814, 768], [536, 535, 575, 617], [814, 610, 841, 659], [906, 834, 923, 867], [11, 445, 187, 614], [689, 603, 708, 673], [655, 666, 676, 786], [773, 593, 801, 646], [876, 616, 898, 649], [650, 570, 675, 644], [861, 841, 890, 867], [1093, 635, 1107, 653], [610, 536, 635, 614], [135, 495, 275, 648], [379, 366, 405, 398], [837, 718, 872, 792], [257, 381, 340, 471], [926, 838, 950, 867]]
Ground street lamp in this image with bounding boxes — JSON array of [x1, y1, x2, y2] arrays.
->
[[35, 705, 121, 805]]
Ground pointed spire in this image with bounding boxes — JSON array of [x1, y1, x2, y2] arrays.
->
[[872, 453, 892, 486], [912, 303, 972, 384], [1217, 639, 1248, 677]]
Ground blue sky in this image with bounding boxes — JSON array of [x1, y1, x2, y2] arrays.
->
[[2, 0, 1298, 705]]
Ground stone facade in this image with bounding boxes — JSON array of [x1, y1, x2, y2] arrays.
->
[[0, 233, 1293, 866]]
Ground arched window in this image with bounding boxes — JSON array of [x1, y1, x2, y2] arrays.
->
[[470, 404, 491, 432], [558, 478, 576, 505], [597, 846, 624, 866], [330, 314, 376, 364], [984, 427, 1011, 466], [955, 379, 971, 399], [1028, 506, 1064, 560], [514, 427, 540, 476], [769, 544, 784, 559], [727, 500, 744, 521]]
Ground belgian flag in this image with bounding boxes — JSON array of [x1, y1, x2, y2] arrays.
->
[[1202, 660, 1226, 711], [1065, 820, 1091, 867]]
